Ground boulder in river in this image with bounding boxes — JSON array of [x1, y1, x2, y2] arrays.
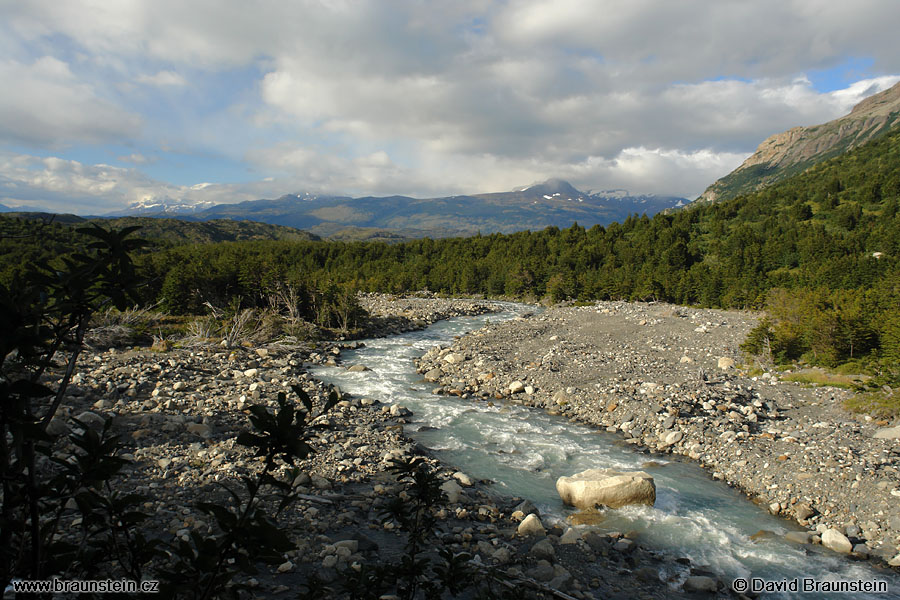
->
[[556, 468, 656, 509]]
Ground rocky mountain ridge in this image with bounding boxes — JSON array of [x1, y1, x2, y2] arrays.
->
[[698, 81, 900, 203], [118, 180, 686, 238]]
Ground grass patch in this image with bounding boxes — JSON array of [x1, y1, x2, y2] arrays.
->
[[780, 368, 868, 389], [844, 389, 900, 420]]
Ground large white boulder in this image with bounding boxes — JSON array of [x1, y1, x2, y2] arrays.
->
[[556, 469, 656, 509]]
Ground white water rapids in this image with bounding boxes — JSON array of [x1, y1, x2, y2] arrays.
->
[[310, 303, 900, 598]]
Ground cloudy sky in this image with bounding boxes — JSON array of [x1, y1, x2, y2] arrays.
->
[[1, 0, 899, 214]]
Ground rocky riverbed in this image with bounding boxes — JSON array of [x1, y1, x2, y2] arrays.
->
[[48, 296, 723, 599], [414, 300, 900, 578]]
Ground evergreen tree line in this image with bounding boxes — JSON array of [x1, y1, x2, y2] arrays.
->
[[3, 126, 900, 372]]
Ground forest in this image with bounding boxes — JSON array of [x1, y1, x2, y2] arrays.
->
[[2, 124, 899, 379]]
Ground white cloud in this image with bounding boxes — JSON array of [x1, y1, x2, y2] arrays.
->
[[136, 70, 187, 87], [1, 0, 900, 210], [829, 75, 900, 112], [0, 153, 273, 214], [0, 57, 141, 147], [117, 153, 152, 164]]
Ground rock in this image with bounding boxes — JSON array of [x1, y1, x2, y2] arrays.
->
[[527, 560, 555, 582], [873, 426, 900, 439], [46, 418, 70, 437], [888, 515, 900, 531], [186, 423, 211, 438], [548, 571, 572, 591], [529, 539, 555, 560], [440, 480, 463, 503], [663, 430, 683, 446], [717, 357, 735, 370], [557, 469, 656, 509], [334, 540, 359, 553], [751, 529, 776, 541], [514, 499, 538, 516], [889, 554, 900, 567], [683, 576, 718, 593], [389, 404, 412, 417], [634, 566, 660, 582], [347, 364, 369, 372], [74, 411, 106, 430], [821, 528, 853, 554], [613, 538, 635, 553], [581, 532, 609, 552], [243, 368, 258, 378], [794, 502, 815, 521], [452, 471, 473, 486], [509, 381, 525, 394], [276, 560, 293, 573], [311, 475, 332, 490], [517, 513, 546, 537], [443, 353, 465, 364], [559, 528, 581, 545], [553, 390, 570, 405], [491, 547, 511, 564], [567, 509, 606, 526], [679, 356, 693, 364], [424, 367, 443, 382], [784, 531, 812, 544]]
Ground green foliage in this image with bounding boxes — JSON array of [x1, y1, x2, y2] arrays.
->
[[330, 456, 520, 600], [161, 388, 337, 599], [122, 123, 900, 372], [844, 389, 900, 419], [0, 224, 344, 598], [742, 288, 880, 367], [0, 225, 147, 587]]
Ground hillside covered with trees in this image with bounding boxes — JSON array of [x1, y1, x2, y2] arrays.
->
[[2, 125, 899, 378]]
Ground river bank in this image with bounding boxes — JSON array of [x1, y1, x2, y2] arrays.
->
[[413, 300, 900, 574], [53, 296, 715, 599]]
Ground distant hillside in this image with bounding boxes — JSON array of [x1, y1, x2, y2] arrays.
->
[[97, 217, 319, 244], [698, 81, 900, 204], [173, 178, 686, 236], [0, 213, 319, 244]]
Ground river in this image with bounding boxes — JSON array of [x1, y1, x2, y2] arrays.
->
[[310, 303, 900, 598]]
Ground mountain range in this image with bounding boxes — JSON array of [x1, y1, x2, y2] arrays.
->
[[698, 80, 900, 204], [118, 179, 687, 238]]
